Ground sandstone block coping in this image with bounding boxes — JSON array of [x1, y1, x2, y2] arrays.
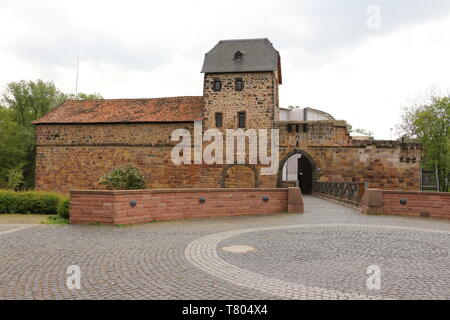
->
[[69, 188, 288, 195], [381, 190, 449, 196]]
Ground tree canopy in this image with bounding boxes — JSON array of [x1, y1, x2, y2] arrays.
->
[[0, 79, 102, 189], [398, 93, 450, 192]]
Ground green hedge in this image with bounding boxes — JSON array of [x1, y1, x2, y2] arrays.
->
[[57, 198, 70, 219], [0, 190, 68, 215]]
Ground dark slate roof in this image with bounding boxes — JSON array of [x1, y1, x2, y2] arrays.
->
[[32, 96, 203, 124], [201, 38, 282, 83]]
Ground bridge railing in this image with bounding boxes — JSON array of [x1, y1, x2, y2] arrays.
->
[[312, 181, 366, 205]]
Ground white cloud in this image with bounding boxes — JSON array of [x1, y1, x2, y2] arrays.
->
[[0, 0, 449, 139], [280, 15, 450, 139]]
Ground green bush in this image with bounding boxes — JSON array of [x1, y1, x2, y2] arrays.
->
[[0, 190, 66, 214], [57, 198, 70, 219], [99, 166, 147, 190]]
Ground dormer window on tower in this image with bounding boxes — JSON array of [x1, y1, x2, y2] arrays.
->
[[234, 51, 243, 61]]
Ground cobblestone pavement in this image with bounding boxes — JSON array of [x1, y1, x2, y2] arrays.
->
[[0, 196, 449, 300]]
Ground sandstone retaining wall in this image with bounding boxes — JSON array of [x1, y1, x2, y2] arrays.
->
[[361, 189, 450, 219], [69, 187, 303, 225]]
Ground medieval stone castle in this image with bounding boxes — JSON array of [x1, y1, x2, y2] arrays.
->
[[33, 38, 421, 194]]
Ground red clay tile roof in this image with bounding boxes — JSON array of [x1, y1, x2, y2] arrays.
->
[[32, 96, 204, 124]]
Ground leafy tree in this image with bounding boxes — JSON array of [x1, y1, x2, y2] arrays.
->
[[64, 92, 103, 100], [0, 79, 102, 189], [346, 123, 353, 132], [1, 80, 66, 188], [398, 94, 450, 192], [2, 80, 103, 127], [0, 107, 31, 187], [2, 80, 65, 126], [6, 166, 25, 190]]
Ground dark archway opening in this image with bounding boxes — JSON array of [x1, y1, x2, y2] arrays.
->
[[297, 156, 313, 194], [278, 149, 317, 194]]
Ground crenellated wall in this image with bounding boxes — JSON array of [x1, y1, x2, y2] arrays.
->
[[275, 121, 421, 190]]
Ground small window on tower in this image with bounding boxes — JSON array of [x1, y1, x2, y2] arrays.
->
[[215, 113, 223, 127], [213, 79, 222, 91], [235, 78, 244, 91], [238, 112, 246, 128]]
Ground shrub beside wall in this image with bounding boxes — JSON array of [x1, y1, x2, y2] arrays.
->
[[99, 166, 147, 190], [0, 190, 68, 215]]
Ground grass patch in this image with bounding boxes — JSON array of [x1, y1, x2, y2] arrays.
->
[[114, 219, 156, 227], [42, 215, 69, 225], [0, 214, 53, 224], [87, 222, 102, 226]]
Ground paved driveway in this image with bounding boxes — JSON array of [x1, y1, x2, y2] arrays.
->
[[1, 196, 449, 300]]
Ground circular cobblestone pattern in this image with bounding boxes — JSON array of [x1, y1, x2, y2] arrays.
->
[[210, 225, 449, 299], [1, 197, 449, 299]]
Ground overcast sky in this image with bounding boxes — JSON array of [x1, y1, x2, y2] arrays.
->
[[0, 0, 449, 139]]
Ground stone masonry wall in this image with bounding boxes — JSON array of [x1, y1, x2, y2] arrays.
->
[[35, 122, 193, 146], [35, 123, 268, 193], [223, 165, 257, 188], [276, 121, 421, 190], [35, 122, 222, 193], [202, 71, 278, 130], [35, 120, 421, 193], [36, 144, 226, 193]]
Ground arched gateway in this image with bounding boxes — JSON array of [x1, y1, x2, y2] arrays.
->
[[277, 149, 317, 194]]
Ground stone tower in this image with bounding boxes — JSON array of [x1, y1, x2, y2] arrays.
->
[[201, 38, 282, 130]]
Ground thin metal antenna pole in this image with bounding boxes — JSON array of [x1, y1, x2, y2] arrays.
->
[[264, 14, 268, 37]]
